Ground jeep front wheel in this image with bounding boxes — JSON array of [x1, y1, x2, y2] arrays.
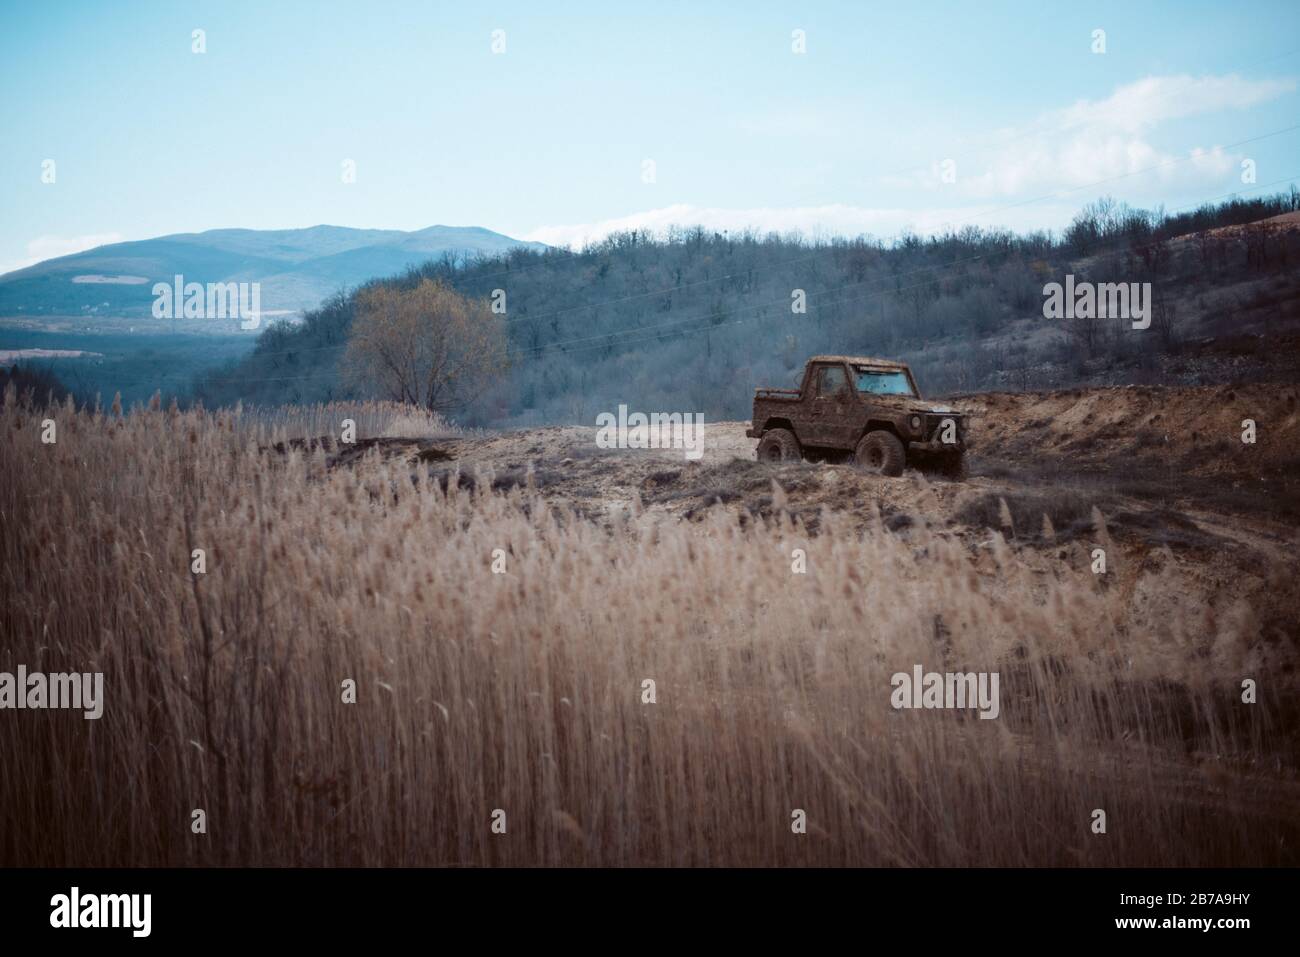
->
[[854, 430, 905, 476], [756, 428, 801, 463]]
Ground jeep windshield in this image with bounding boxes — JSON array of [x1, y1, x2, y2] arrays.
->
[[854, 368, 915, 397]]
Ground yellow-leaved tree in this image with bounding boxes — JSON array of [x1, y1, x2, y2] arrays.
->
[[344, 279, 507, 413]]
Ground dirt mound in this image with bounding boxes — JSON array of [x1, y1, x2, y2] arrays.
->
[[959, 382, 1300, 477], [1195, 209, 1300, 240]]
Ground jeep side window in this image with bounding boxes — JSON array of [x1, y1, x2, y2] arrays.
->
[[817, 365, 848, 397]]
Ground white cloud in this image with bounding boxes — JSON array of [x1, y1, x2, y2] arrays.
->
[[1058, 74, 1296, 133], [0, 233, 125, 275], [884, 73, 1295, 198], [528, 73, 1294, 248]]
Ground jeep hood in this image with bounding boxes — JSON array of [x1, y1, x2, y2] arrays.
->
[[858, 394, 962, 415]]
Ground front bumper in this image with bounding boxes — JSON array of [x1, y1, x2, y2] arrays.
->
[[909, 439, 966, 454]]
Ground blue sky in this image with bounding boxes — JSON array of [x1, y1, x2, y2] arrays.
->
[[2, 0, 1298, 272]]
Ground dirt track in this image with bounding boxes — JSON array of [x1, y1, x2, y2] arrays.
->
[[355, 382, 1299, 539]]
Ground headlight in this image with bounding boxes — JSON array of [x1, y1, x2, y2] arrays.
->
[[910, 415, 922, 432]]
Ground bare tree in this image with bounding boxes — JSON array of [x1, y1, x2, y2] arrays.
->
[[1006, 345, 1033, 391], [344, 279, 506, 412], [1136, 236, 1169, 274], [1244, 223, 1272, 271], [1151, 299, 1178, 352], [1068, 308, 1102, 359]]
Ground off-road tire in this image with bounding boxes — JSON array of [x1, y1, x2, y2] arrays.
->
[[854, 430, 905, 476], [756, 428, 801, 463], [938, 452, 967, 480]]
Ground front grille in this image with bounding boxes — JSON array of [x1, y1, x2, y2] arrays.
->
[[923, 413, 962, 443]]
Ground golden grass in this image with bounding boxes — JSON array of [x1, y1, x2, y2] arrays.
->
[[223, 399, 456, 441], [1, 386, 1296, 866]]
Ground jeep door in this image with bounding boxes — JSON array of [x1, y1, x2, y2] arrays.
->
[[808, 362, 857, 448]]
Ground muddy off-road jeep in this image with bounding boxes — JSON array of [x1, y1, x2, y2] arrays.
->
[[747, 356, 968, 476]]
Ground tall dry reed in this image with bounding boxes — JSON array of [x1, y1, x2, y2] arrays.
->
[[1, 386, 1295, 866]]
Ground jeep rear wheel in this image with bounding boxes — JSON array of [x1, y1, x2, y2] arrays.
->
[[854, 430, 905, 476], [756, 428, 801, 463]]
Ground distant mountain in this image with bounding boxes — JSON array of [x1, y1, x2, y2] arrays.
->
[[0, 225, 547, 323]]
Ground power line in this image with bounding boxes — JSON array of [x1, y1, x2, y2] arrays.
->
[[76, 174, 1300, 390], [203, 178, 1300, 383], [944, 124, 1300, 229], [234, 121, 1300, 368], [869, 46, 1300, 190], [175, 42, 1300, 369]]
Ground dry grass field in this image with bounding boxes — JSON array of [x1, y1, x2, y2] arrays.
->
[[2, 385, 1298, 866]]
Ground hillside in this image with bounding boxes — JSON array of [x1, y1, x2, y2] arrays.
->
[[0, 224, 546, 321], [193, 191, 1300, 424]]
